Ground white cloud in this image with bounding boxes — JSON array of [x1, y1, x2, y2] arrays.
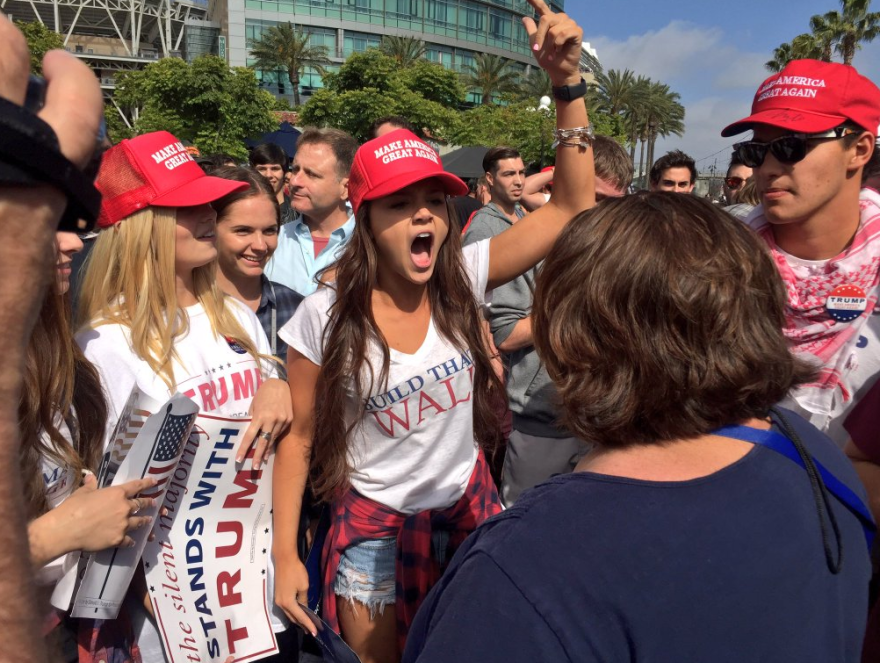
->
[[588, 21, 768, 173]]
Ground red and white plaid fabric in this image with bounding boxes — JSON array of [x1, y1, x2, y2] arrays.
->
[[321, 450, 501, 652], [752, 188, 880, 415]]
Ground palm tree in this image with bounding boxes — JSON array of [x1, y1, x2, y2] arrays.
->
[[379, 35, 427, 66], [512, 68, 553, 102], [248, 23, 331, 107], [829, 0, 880, 65], [765, 34, 823, 72], [621, 75, 651, 169], [593, 68, 638, 116], [461, 53, 521, 105], [643, 82, 685, 177], [809, 13, 838, 60]]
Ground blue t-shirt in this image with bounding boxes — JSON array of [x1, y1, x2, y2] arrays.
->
[[404, 409, 872, 663]]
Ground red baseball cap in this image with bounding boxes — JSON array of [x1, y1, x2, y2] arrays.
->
[[721, 59, 880, 137], [348, 129, 468, 215], [96, 131, 248, 228]]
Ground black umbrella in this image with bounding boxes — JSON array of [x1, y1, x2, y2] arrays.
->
[[245, 121, 302, 158], [441, 145, 489, 179]]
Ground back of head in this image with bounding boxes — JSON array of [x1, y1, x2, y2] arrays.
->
[[483, 146, 521, 176], [649, 150, 696, 186], [248, 142, 288, 169], [297, 127, 358, 179], [196, 153, 238, 174], [368, 115, 417, 140], [533, 192, 813, 448], [593, 136, 634, 193]]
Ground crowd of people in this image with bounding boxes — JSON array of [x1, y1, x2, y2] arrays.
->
[[3, 1, 880, 662]]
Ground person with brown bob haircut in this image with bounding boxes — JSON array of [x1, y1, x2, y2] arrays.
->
[[403, 192, 874, 663]]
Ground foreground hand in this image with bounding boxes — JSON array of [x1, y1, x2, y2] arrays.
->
[[0, 14, 102, 169], [52, 475, 157, 552], [274, 559, 315, 636], [522, 0, 583, 86], [241, 378, 293, 469]]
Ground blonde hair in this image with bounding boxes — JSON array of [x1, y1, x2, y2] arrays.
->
[[77, 207, 267, 390]]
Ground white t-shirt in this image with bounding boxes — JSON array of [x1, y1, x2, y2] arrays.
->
[[770, 250, 880, 447], [76, 298, 286, 660], [279, 240, 492, 514], [36, 419, 79, 587], [77, 299, 276, 448]]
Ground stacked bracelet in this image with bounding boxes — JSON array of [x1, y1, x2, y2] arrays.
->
[[553, 126, 595, 150]]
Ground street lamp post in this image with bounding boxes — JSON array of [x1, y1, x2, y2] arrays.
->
[[539, 95, 552, 169]]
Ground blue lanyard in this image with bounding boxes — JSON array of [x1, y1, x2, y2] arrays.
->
[[715, 424, 875, 551]]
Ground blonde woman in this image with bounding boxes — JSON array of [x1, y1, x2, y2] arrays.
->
[[76, 132, 294, 663]]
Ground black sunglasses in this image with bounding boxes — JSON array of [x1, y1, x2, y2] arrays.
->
[[733, 127, 858, 168]]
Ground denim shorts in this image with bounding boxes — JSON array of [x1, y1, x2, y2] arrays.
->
[[334, 536, 397, 615], [334, 532, 450, 615]]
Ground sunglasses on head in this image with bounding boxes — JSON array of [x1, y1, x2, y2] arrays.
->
[[733, 126, 859, 168], [725, 176, 746, 189]]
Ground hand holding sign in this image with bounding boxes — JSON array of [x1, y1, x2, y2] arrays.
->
[[46, 475, 157, 553], [241, 377, 293, 469], [522, 0, 584, 87]]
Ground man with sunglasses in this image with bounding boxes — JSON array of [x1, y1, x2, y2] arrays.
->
[[722, 152, 752, 205], [721, 59, 880, 447]]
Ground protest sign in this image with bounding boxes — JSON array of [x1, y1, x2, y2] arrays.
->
[[143, 413, 278, 663], [68, 392, 199, 619]]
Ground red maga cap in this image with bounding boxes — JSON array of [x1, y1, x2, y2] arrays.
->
[[721, 59, 880, 137], [96, 131, 248, 228], [348, 129, 468, 215]]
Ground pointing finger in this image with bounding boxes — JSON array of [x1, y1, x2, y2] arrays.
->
[[122, 477, 158, 497], [522, 16, 538, 41], [525, 0, 553, 17]]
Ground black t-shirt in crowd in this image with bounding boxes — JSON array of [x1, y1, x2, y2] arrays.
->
[[404, 408, 872, 663], [451, 195, 482, 229]]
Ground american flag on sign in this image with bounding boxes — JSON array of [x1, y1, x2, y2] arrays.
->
[[139, 406, 197, 499]]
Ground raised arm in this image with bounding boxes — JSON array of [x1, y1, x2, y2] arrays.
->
[[272, 349, 318, 636], [487, 1, 592, 291], [520, 168, 554, 212]]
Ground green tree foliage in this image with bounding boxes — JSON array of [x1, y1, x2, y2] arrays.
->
[[396, 60, 466, 107], [768, 0, 880, 69], [378, 35, 427, 66], [450, 101, 626, 166], [300, 50, 460, 142], [248, 23, 331, 107], [111, 55, 276, 158], [15, 20, 64, 74], [460, 53, 521, 105], [506, 69, 553, 103]]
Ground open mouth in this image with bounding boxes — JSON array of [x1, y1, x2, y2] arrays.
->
[[241, 254, 265, 265], [197, 229, 216, 240], [410, 232, 434, 269]]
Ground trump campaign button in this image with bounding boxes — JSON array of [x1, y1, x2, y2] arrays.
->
[[825, 284, 868, 322]]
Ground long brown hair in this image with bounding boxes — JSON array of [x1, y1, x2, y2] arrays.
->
[[20, 284, 107, 519], [311, 200, 503, 501]]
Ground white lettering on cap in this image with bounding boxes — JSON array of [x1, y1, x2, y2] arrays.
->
[[150, 141, 194, 171]]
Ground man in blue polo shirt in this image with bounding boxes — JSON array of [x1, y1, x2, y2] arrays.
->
[[265, 127, 358, 297]]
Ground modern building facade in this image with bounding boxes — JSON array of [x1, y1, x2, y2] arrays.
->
[[4, 0, 212, 92], [225, 0, 567, 103], [7, 0, 597, 108]]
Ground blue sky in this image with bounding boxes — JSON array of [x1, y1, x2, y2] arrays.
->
[[563, 0, 880, 174]]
